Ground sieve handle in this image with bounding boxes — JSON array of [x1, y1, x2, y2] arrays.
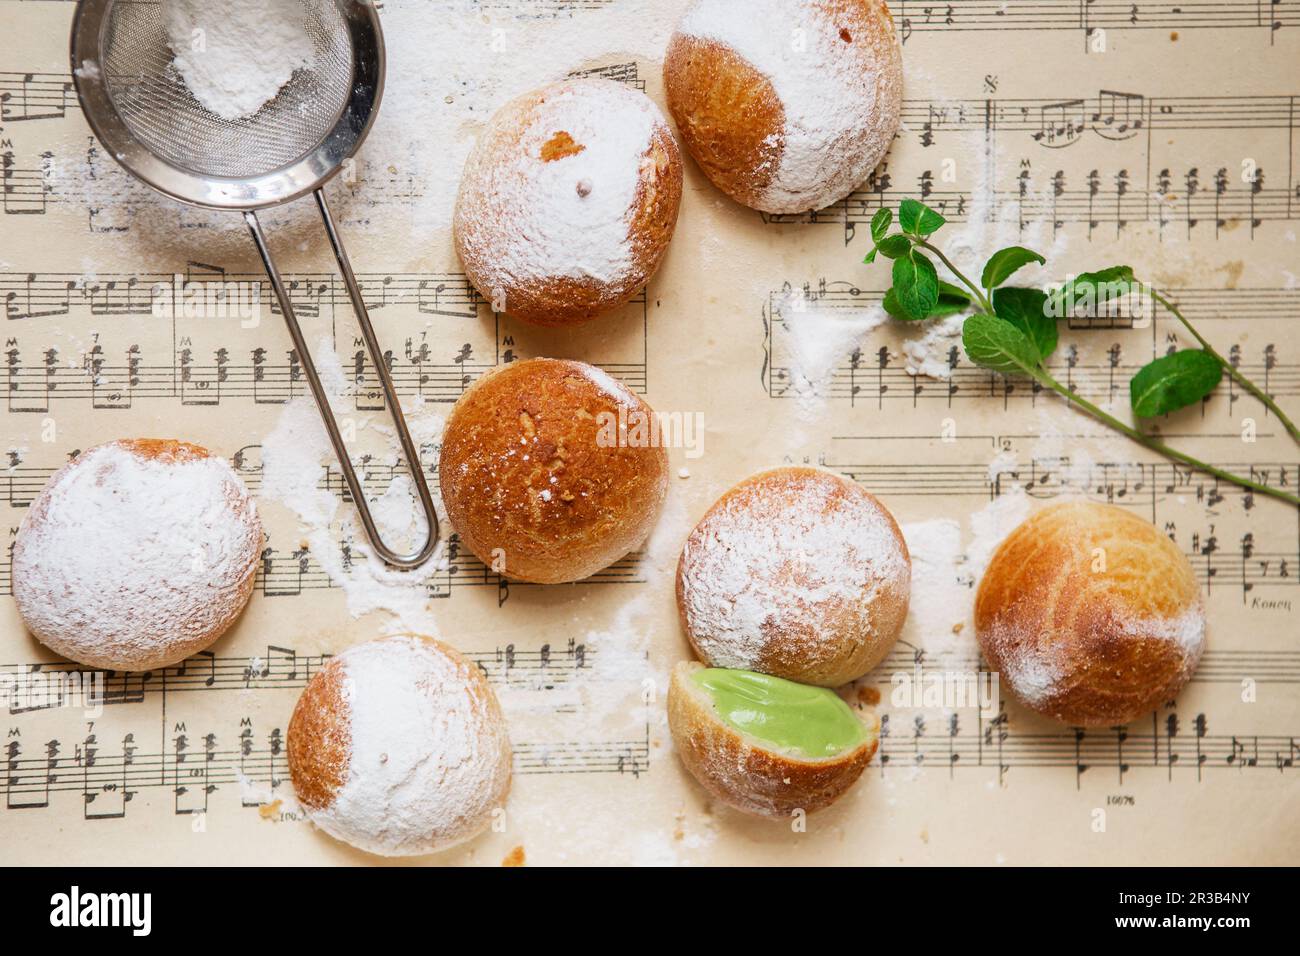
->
[[243, 190, 440, 570]]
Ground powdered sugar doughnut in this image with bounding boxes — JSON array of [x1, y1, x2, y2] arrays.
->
[[287, 635, 512, 857], [454, 77, 683, 327], [677, 467, 911, 687], [975, 501, 1206, 727], [664, 0, 903, 214], [12, 439, 262, 671]]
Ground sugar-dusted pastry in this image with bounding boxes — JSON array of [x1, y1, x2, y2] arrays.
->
[[439, 358, 669, 584], [664, 0, 903, 213], [668, 661, 877, 817], [11, 439, 262, 671], [287, 635, 513, 857], [677, 467, 910, 686], [975, 501, 1207, 726], [454, 77, 683, 326]]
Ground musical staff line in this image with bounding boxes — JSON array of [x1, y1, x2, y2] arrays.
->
[[877, 709, 1299, 786], [1, 269, 650, 408], [0, 538, 647, 602], [6, 641, 1295, 714], [0, 639, 617, 711], [3, 732, 651, 817], [765, 282, 1300, 407], [892, 0, 1299, 41]]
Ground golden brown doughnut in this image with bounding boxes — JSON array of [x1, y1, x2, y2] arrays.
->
[[11, 438, 262, 671], [664, 0, 903, 213], [438, 358, 670, 584], [676, 467, 911, 687], [454, 77, 683, 327], [975, 501, 1207, 727]]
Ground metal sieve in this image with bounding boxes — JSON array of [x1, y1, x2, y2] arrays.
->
[[70, 0, 439, 569]]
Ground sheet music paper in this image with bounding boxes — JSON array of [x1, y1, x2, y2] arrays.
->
[[1, 0, 1297, 865]]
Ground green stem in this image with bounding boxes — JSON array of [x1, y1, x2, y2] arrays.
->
[[1036, 373, 1300, 506], [1151, 289, 1300, 446], [912, 237, 993, 313]]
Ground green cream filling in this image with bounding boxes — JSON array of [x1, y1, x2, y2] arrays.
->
[[691, 668, 868, 759]]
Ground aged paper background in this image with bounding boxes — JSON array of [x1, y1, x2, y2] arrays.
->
[[1, 0, 1297, 865]]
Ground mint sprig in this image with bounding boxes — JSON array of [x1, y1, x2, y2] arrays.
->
[[862, 200, 1300, 507]]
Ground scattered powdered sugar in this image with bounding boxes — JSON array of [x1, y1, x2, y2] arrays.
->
[[987, 603, 1207, 709], [11, 442, 262, 670], [679, 470, 910, 671], [258, 338, 448, 630], [896, 518, 968, 657], [376, 0, 678, 243], [966, 485, 1031, 582], [1123, 606, 1208, 661], [989, 632, 1065, 707], [901, 314, 965, 380], [573, 360, 643, 406], [986, 448, 1019, 482], [677, 0, 901, 212], [456, 78, 662, 289], [162, 0, 316, 121], [308, 636, 511, 856], [782, 293, 889, 391]]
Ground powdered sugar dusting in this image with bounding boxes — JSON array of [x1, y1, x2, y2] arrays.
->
[[162, 0, 316, 121], [456, 78, 663, 291], [987, 604, 1206, 710], [989, 629, 1066, 707], [901, 314, 965, 379], [897, 518, 968, 656], [967, 486, 1031, 582], [12, 442, 262, 670], [677, 0, 901, 212], [679, 469, 910, 673], [258, 339, 448, 631], [308, 636, 512, 857], [1125, 606, 1208, 660], [573, 360, 642, 406]]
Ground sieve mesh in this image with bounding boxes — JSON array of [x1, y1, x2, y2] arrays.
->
[[100, 0, 354, 179]]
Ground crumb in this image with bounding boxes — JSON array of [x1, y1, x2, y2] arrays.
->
[[1170, 31, 1178, 41], [857, 685, 881, 706], [258, 800, 282, 820], [952, 622, 964, 634], [502, 845, 526, 867], [541, 131, 584, 162], [920, 826, 930, 844], [678, 467, 690, 479]]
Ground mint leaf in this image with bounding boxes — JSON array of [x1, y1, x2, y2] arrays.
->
[[981, 246, 1045, 290], [875, 234, 913, 260], [1130, 350, 1223, 417], [899, 199, 945, 237], [938, 280, 972, 306], [892, 252, 939, 320], [962, 313, 1042, 376], [883, 281, 971, 321], [992, 286, 1058, 361], [870, 208, 892, 243], [1048, 265, 1138, 317]]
